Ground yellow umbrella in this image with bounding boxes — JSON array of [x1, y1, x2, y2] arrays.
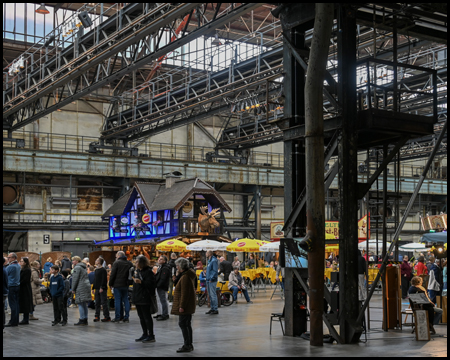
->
[[325, 245, 339, 251], [156, 239, 187, 252], [226, 238, 269, 252]]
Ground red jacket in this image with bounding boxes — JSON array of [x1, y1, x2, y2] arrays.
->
[[415, 262, 428, 276]]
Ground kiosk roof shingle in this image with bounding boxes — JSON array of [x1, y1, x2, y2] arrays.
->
[[103, 178, 231, 216]]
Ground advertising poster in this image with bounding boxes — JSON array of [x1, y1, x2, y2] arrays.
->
[[270, 222, 285, 240]]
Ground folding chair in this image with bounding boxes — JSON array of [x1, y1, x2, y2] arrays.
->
[[270, 306, 285, 335]]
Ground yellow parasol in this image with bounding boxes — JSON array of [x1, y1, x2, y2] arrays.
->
[[226, 238, 269, 252], [156, 239, 187, 252], [325, 245, 339, 251]]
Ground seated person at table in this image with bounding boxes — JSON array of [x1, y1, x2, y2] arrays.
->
[[218, 257, 233, 281], [409, 276, 443, 335], [228, 267, 252, 304], [269, 261, 274, 269], [199, 267, 207, 292]]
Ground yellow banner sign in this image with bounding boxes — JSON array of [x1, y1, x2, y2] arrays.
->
[[325, 215, 370, 240]]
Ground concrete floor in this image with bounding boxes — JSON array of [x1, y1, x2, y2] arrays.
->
[[3, 291, 447, 357]]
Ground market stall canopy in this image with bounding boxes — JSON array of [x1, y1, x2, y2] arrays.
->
[[422, 232, 447, 244], [186, 240, 228, 251], [358, 239, 392, 252], [399, 243, 427, 251], [226, 238, 269, 252], [156, 239, 187, 252]]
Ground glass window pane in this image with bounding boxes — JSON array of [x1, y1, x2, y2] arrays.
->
[[15, 4, 25, 42]]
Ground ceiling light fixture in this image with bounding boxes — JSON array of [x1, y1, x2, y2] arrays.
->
[[36, 3, 50, 14]]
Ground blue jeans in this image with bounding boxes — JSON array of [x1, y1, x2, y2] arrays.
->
[[8, 285, 20, 326], [207, 281, 218, 311], [157, 288, 169, 317], [114, 287, 130, 320], [78, 301, 89, 320], [428, 289, 437, 304], [230, 286, 251, 302]]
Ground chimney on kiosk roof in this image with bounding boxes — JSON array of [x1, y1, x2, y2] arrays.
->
[[164, 171, 182, 189]]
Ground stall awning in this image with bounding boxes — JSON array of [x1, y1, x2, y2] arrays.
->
[[421, 232, 447, 244]]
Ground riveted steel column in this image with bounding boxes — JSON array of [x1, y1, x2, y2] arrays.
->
[[283, 24, 306, 338], [337, 5, 361, 344]]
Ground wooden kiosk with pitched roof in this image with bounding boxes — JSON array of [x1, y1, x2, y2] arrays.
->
[[94, 177, 232, 253]]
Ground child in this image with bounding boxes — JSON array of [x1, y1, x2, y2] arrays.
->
[[48, 265, 66, 326], [60, 270, 71, 323]]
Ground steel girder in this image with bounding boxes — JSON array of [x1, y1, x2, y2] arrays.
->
[[100, 46, 284, 143], [101, 64, 283, 141], [3, 3, 192, 129], [3, 3, 263, 132]]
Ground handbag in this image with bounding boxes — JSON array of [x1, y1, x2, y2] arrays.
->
[[149, 293, 158, 314]]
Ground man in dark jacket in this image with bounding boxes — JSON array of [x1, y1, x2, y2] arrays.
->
[[93, 258, 110, 322], [155, 255, 171, 321], [168, 253, 177, 303], [219, 257, 233, 281], [357, 250, 367, 301], [109, 251, 133, 323], [61, 255, 72, 271]]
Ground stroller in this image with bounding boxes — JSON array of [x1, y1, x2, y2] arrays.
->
[[40, 285, 52, 303]]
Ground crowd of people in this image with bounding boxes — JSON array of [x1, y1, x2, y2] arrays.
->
[[4, 248, 446, 349], [3, 250, 257, 353]]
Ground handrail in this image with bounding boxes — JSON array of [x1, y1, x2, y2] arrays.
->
[[3, 129, 284, 168]]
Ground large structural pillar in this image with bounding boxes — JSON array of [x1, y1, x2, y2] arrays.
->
[[283, 27, 307, 240], [282, 24, 307, 337], [337, 5, 361, 343]]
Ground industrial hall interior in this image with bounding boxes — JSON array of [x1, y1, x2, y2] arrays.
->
[[3, 2, 448, 357]]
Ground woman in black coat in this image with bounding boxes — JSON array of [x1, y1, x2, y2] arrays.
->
[[19, 257, 33, 325], [132, 255, 157, 343]]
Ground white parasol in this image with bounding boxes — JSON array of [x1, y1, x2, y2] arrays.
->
[[259, 242, 280, 252], [398, 243, 427, 252], [186, 239, 229, 251]]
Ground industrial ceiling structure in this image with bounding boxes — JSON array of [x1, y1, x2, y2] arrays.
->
[[2, 2, 448, 346]]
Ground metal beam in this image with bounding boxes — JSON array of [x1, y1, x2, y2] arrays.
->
[[5, 3, 264, 132], [356, 118, 448, 325]]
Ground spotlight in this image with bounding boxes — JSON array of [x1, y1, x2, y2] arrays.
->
[[36, 3, 50, 14], [78, 11, 93, 28]]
